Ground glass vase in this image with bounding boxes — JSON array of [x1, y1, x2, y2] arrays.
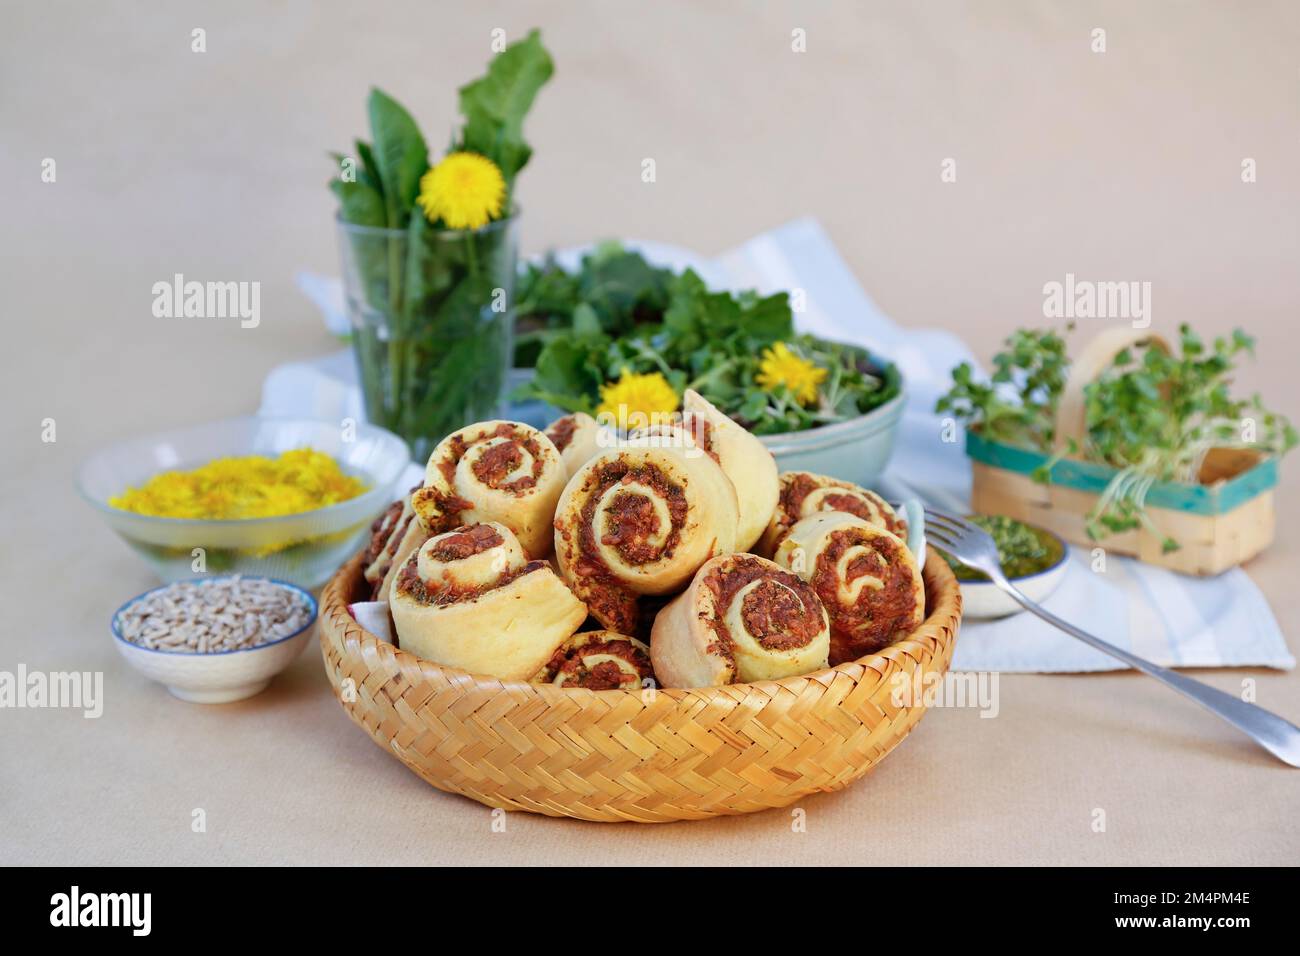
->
[[337, 214, 517, 463]]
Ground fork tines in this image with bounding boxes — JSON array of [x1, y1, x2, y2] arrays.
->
[[921, 508, 966, 540]]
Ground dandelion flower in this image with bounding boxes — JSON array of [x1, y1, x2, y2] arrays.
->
[[596, 369, 680, 430], [108, 449, 367, 520], [756, 341, 827, 406], [417, 151, 506, 230]]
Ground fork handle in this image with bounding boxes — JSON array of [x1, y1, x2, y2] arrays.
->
[[996, 578, 1300, 768]]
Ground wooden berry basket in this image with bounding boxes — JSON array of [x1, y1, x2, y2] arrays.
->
[[969, 327, 1278, 576], [319, 549, 962, 823]]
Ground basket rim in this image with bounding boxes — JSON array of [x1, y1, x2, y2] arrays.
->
[[320, 546, 962, 702]]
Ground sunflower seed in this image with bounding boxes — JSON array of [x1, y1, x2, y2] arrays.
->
[[114, 576, 313, 654]]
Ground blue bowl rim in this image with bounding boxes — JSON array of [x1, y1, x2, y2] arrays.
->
[[949, 521, 1071, 587], [111, 575, 319, 657], [757, 388, 906, 454], [76, 415, 410, 530]]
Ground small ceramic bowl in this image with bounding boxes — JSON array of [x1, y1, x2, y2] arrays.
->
[[111, 577, 318, 703], [954, 525, 1070, 619], [758, 390, 905, 488]]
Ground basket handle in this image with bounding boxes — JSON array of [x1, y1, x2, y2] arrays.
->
[[1053, 326, 1170, 454]]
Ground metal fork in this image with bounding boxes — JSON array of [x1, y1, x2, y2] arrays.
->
[[925, 508, 1300, 767]]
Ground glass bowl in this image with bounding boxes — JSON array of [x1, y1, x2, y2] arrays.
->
[[78, 416, 410, 588]]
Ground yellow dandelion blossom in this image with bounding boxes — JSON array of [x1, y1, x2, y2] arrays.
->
[[596, 369, 680, 430], [756, 341, 827, 406], [109, 449, 368, 521], [417, 151, 506, 230]]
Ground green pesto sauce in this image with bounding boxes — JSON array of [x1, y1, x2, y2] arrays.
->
[[943, 514, 1063, 582]]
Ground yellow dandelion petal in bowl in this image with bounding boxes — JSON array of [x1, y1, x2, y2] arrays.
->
[[756, 341, 827, 406], [596, 369, 680, 430], [417, 151, 506, 231]]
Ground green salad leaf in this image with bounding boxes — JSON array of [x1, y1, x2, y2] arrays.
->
[[458, 28, 554, 190], [514, 245, 901, 433], [366, 88, 428, 230], [328, 174, 385, 229]]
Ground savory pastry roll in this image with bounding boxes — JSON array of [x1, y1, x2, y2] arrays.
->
[[759, 471, 907, 556], [651, 553, 830, 688], [544, 412, 612, 479], [532, 630, 655, 690], [772, 512, 924, 665], [624, 389, 778, 553], [552, 446, 738, 634], [391, 521, 588, 680], [412, 420, 565, 558], [361, 491, 430, 601]]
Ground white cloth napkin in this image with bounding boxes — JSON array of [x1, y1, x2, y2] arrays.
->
[[273, 218, 1293, 673]]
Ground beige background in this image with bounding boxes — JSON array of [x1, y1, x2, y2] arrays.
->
[[3, 1, 1297, 864]]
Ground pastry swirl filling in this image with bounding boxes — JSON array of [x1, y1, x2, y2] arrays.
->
[[427, 523, 504, 562], [579, 460, 687, 564], [536, 633, 655, 690], [396, 522, 543, 607], [779, 473, 905, 537], [555, 445, 739, 637], [363, 499, 404, 567], [361, 484, 429, 600], [739, 580, 822, 652], [813, 528, 918, 653], [545, 415, 578, 453], [772, 511, 923, 665], [650, 552, 830, 687], [445, 424, 545, 494], [389, 518, 590, 682], [568, 458, 689, 632], [413, 420, 565, 559], [395, 557, 545, 607], [704, 555, 823, 658], [760, 472, 906, 558]]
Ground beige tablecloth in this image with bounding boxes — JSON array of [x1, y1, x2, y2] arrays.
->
[[3, 1, 1297, 865]]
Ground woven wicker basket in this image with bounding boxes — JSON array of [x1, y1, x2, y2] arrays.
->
[[319, 549, 962, 823]]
